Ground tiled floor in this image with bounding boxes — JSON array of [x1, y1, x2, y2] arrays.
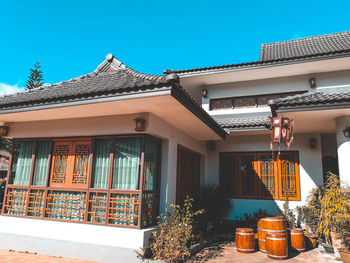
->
[[186, 242, 338, 263], [0, 250, 98, 263]]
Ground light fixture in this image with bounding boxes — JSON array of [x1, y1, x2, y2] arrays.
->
[[0, 126, 9, 137], [134, 118, 146, 132], [309, 138, 317, 148], [309, 78, 316, 88], [343, 125, 350, 138], [202, 89, 208, 98]]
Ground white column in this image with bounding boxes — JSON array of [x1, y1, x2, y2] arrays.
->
[[159, 138, 178, 215], [335, 116, 350, 186]]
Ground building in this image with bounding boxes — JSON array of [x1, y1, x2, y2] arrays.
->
[[0, 31, 350, 262]]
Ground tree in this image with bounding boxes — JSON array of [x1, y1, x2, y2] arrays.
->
[[26, 61, 44, 90]]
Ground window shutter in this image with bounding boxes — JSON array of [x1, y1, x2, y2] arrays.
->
[[278, 152, 300, 201]]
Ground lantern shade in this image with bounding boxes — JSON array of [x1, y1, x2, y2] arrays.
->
[[134, 118, 146, 132]]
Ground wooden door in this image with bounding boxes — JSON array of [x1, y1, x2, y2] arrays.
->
[[176, 146, 200, 204]]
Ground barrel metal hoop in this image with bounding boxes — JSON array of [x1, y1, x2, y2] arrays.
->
[[267, 254, 288, 258], [258, 239, 266, 242], [237, 248, 255, 252], [258, 229, 286, 232], [260, 249, 267, 253], [290, 232, 304, 235], [236, 232, 254, 236], [266, 237, 287, 241]]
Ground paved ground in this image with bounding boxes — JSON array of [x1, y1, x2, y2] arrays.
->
[[0, 250, 97, 263], [186, 242, 339, 263]]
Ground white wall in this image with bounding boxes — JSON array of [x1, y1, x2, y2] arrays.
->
[[181, 69, 350, 115], [205, 133, 324, 219]]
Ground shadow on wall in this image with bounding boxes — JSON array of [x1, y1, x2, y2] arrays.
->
[[220, 152, 282, 220]]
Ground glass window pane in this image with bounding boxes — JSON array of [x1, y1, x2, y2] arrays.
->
[[112, 137, 141, 190], [10, 142, 33, 185], [32, 141, 51, 186], [143, 138, 160, 191], [91, 139, 111, 189]]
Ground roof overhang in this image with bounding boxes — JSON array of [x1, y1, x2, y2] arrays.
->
[[0, 86, 227, 140], [178, 54, 350, 85], [276, 107, 350, 134]]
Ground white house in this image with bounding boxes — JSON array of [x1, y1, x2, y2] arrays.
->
[[0, 30, 350, 262]]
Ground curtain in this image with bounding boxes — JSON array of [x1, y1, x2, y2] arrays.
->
[[46, 191, 86, 221], [112, 137, 141, 190], [91, 139, 111, 189], [108, 193, 139, 226], [32, 141, 51, 186], [11, 142, 33, 185], [143, 138, 160, 191]]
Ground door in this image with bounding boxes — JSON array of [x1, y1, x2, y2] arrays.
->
[[176, 146, 200, 204]]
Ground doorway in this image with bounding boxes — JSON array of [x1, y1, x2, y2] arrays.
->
[[176, 145, 200, 204]]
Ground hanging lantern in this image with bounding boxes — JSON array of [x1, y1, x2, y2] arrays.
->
[[269, 116, 294, 149]]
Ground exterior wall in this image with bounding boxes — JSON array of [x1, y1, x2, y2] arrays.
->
[[335, 116, 350, 186], [195, 69, 350, 115], [2, 112, 206, 262], [205, 133, 324, 219]]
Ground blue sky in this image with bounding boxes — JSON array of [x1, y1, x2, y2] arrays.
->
[[0, 0, 349, 94]]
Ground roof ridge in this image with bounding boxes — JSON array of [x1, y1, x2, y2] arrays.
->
[[261, 31, 350, 47]]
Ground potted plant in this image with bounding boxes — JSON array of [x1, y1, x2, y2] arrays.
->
[[319, 173, 350, 258], [302, 187, 324, 250]]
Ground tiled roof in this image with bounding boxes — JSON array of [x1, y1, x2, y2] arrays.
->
[[0, 56, 179, 111], [214, 114, 270, 132], [0, 54, 227, 139], [269, 91, 350, 111], [164, 31, 350, 75], [260, 31, 350, 61]]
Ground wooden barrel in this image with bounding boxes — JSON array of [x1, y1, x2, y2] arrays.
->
[[235, 228, 255, 253], [258, 216, 286, 253], [290, 228, 305, 252], [266, 232, 288, 260]]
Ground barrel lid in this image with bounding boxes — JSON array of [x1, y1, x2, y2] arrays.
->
[[291, 228, 304, 233], [260, 216, 285, 221], [236, 228, 254, 233]]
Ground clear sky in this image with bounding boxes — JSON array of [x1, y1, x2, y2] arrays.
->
[[0, 0, 349, 94]]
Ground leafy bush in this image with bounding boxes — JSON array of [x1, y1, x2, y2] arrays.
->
[[319, 173, 350, 243], [150, 196, 204, 261], [303, 186, 324, 236], [281, 198, 296, 228], [194, 184, 232, 240]]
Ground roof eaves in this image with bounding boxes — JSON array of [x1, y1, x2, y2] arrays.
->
[[164, 49, 350, 75], [170, 85, 228, 139]]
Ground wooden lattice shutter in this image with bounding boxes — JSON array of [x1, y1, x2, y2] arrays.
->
[[258, 153, 278, 199], [278, 152, 300, 201], [50, 140, 91, 188]]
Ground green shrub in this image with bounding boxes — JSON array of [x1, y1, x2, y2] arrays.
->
[[319, 173, 350, 243], [194, 184, 232, 240], [281, 198, 296, 228], [150, 196, 204, 261], [303, 186, 324, 235]]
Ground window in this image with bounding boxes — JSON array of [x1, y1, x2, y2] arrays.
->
[[210, 91, 305, 110], [3, 135, 161, 228], [220, 151, 300, 201]]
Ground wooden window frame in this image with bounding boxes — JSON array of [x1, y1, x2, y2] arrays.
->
[[210, 91, 306, 111], [2, 134, 162, 229], [219, 151, 300, 201]]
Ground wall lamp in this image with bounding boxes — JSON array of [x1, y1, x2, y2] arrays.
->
[[0, 126, 9, 137], [343, 125, 350, 138], [309, 78, 316, 88], [134, 118, 146, 132], [202, 89, 208, 98], [309, 138, 317, 148]]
